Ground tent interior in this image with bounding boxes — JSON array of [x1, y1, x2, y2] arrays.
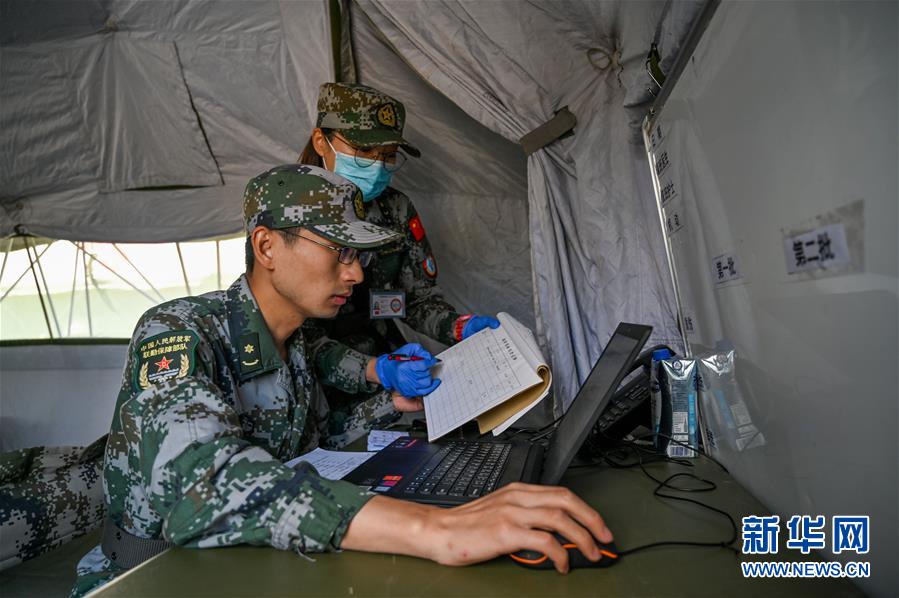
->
[[2, 0, 694, 449], [1, 1, 896, 596]]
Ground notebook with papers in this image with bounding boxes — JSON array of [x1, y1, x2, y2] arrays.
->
[[423, 312, 552, 440], [342, 322, 653, 506]]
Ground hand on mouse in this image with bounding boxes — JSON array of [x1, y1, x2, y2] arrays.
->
[[341, 482, 613, 574], [510, 533, 619, 570]]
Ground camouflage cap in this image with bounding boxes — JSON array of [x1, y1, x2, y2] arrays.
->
[[316, 82, 421, 158], [242, 164, 402, 249]]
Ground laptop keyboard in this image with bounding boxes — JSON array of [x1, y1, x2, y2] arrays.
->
[[402, 441, 512, 498]]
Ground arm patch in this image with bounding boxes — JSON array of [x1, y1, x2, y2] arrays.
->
[[132, 330, 200, 391], [408, 214, 426, 242], [421, 254, 438, 278]]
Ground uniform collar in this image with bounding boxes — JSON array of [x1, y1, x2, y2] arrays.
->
[[226, 274, 283, 382]]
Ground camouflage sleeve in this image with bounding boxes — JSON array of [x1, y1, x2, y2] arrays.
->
[[120, 320, 373, 553], [323, 390, 402, 450], [0, 441, 105, 569], [302, 319, 377, 395], [397, 200, 462, 346]]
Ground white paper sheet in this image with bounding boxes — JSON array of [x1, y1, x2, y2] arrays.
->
[[423, 314, 542, 441], [367, 430, 407, 451], [285, 448, 374, 480]]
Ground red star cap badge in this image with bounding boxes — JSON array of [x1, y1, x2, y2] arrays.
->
[[155, 355, 174, 371]]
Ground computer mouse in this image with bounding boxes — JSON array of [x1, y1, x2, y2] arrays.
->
[[509, 534, 620, 570]]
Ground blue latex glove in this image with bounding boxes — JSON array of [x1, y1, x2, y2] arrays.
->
[[375, 343, 441, 397], [462, 315, 501, 340]]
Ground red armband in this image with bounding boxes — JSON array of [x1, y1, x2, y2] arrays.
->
[[453, 314, 474, 343]]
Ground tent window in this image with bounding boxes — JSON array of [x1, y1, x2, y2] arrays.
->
[[0, 236, 244, 342]]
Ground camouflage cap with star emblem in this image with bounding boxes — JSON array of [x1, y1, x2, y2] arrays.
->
[[316, 82, 421, 158], [242, 164, 402, 249]]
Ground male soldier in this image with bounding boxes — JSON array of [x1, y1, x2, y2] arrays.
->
[[298, 82, 501, 428], [72, 165, 613, 596]]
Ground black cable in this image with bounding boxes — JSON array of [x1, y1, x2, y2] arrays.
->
[[635, 431, 731, 475], [579, 432, 739, 557], [406, 412, 738, 556], [499, 413, 563, 442]]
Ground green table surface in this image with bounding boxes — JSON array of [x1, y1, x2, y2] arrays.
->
[[90, 454, 863, 597]]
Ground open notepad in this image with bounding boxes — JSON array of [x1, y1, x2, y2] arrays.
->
[[423, 312, 552, 441]]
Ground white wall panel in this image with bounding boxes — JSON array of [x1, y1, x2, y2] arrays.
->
[[0, 344, 126, 450]]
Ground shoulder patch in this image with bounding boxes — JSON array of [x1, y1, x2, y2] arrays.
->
[[421, 253, 438, 278], [133, 331, 199, 391], [408, 214, 426, 242]]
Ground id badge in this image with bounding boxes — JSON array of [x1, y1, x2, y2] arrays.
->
[[370, 290, 406, 319]]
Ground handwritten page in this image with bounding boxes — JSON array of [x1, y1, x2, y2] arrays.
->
[[285, 448, 374, 480], [367, 430, 407, 451], [476, 313, 552, 435], [423, 315, 542, 441]]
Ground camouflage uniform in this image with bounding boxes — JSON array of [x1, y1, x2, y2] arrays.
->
[[71, 165, 401, 596], [305, 83, 463, 399], [0, 437, 105, 571]]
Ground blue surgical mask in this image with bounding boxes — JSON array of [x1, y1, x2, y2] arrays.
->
[[327, 138, 393, 202]]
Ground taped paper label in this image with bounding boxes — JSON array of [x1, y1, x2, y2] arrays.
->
[[654, 150, 671, 178], [711, 252, 742, 285], [664, 203, 685, 234], [783, 223, 850, 274]]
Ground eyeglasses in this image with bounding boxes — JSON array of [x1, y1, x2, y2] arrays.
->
[[333, 135, 407, 172], [280, 230, 373, 267]]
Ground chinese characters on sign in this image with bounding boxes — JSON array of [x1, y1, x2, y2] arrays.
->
[[649, 123, 664, 149], [711, 252, 741, 284], [655, 151, 670, 177], [665, 206, 685, 234], [783, 223, 851, 274], [660, 180, 677, 205], [682, 313, 695, 335]]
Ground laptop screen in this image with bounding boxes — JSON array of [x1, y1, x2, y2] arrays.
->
[[538, 323, 652, 485]]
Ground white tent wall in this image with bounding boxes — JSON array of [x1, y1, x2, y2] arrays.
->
[[0, 1, 701, 440], [353, 0, 697, 409], [0, 0, 334, 242], [347, 4, 548, 423], [0, 0, 337, 450], [0, 344, 126, 451]]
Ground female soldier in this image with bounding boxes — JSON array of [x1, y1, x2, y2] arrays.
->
[[299, 82, 499, 431]]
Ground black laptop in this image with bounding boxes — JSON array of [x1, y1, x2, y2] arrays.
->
[[343, 322, 652, 506]]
